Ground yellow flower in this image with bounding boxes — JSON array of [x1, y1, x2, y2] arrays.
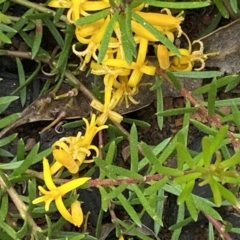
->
[[157, 44, 170, 70], [48, 0, 109, 23], [170, 40, 208, 71], [114, 76, 139, 108], [32, 158, 90, 226], [73, 16, 110, 70], [103, 37, 156, 88], [51, 114, 108, 174], [70, 200, 83, 227], [90, 73, 124, 125]]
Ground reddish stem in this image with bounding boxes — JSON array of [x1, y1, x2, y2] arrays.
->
[[156, 68, 240, 150]]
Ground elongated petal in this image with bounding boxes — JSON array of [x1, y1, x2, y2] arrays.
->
[[43, 158, 56, 190], [48, 0, 71, 8], [157, 44, 170, 70], [71, 200, 83, 227], [59, 177, 90, 195], [55, 197, 73, 223], [53, 149, 79, 174], [137, 37, 148, 64], [135, 11, 183, 27]]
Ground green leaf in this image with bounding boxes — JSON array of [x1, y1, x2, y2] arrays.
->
[[0, 23, 16, 33], [151, 76, 164, 130], [0, 222, 16, 239], [156, 107, 198, 116], [125, 5, 137, 57], [32, 18, 43, 58], [173, 71, 223, 79], [16, 58, 26, 107], [104, 183, 128, 200], [230, 0, 238, 13], [225, 73, 240, 92], [209, 179, 222, 207], [16, 219, 29, 239], [118, 193, 142, 226], [0, 193, 8, 222], [169, 216, 193, 231], [217, 182, 237, 205], [144, 176, 168, 195], [210, 126, 228, 155], [0, 148, 13, 157], [10, 143, 39, 177], [208, 78, 217, 116], [192, 75, 236, 95], [0, 113, 19, 129], [98, 12, 119, 63], [186, 195, 198, 221], [0, 96, 19, 106], [213, 0, 229, 18], [122, 118, 150, 127], [166, 71, 182, 90], [106, 165, 143, 180], [139, 0, 211, 8], [131, 11, 180, 56], [117, 219, 153, 240], [0, 13, 11, 24], [118, 14, 133, 64], [208, 222, 214, 240], [220, 152, 240, 169], [138, 137, 171, 171], [55, 24, 74, 72], [176, 142, 195, 169], [193, 195, 222, 220], [171, 203, 185, 239], [156, 166, 183, 177], [75, 9, 110, 26], [174, 173, 201, 185], [140, 141, 159, 170], [177, 180, 195, 204], [0, 31, 11, 44], [0, 133, 17, 147], [6, 14, 28, 39], [202, 136, 212, 166], [190, 119, 218, 136], [132, 184, 163, 225], [43, 17, 64, 49], [130, 124, 138, 173], [16, 138, 25, 161]]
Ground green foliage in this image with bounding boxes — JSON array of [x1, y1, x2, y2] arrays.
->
[[0, 0, 240, 239]]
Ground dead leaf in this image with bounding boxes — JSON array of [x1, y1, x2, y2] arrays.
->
[[200, 19, 240, 74]]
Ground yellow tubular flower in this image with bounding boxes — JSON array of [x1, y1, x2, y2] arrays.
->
[[157, 44, 170, 70], [128, 37, 156, 87], [134, 10, 183, 28], [90, 75, 124, 125], [51, 114, 108, 174], [48, 0, 71, 8], [70, 200, 83, 227], [75, 19, 105, 43], [117, 76, 139, 108], [32, 158, 90, 226], [102, 38, 156, 88], [73, 16, 110, 70], [169, 40, 209, 72]]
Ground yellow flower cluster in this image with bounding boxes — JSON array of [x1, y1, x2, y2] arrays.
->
[[34, 0, 210, 228], [48, 0, 209, 126], [33, 114, 108, 227]]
